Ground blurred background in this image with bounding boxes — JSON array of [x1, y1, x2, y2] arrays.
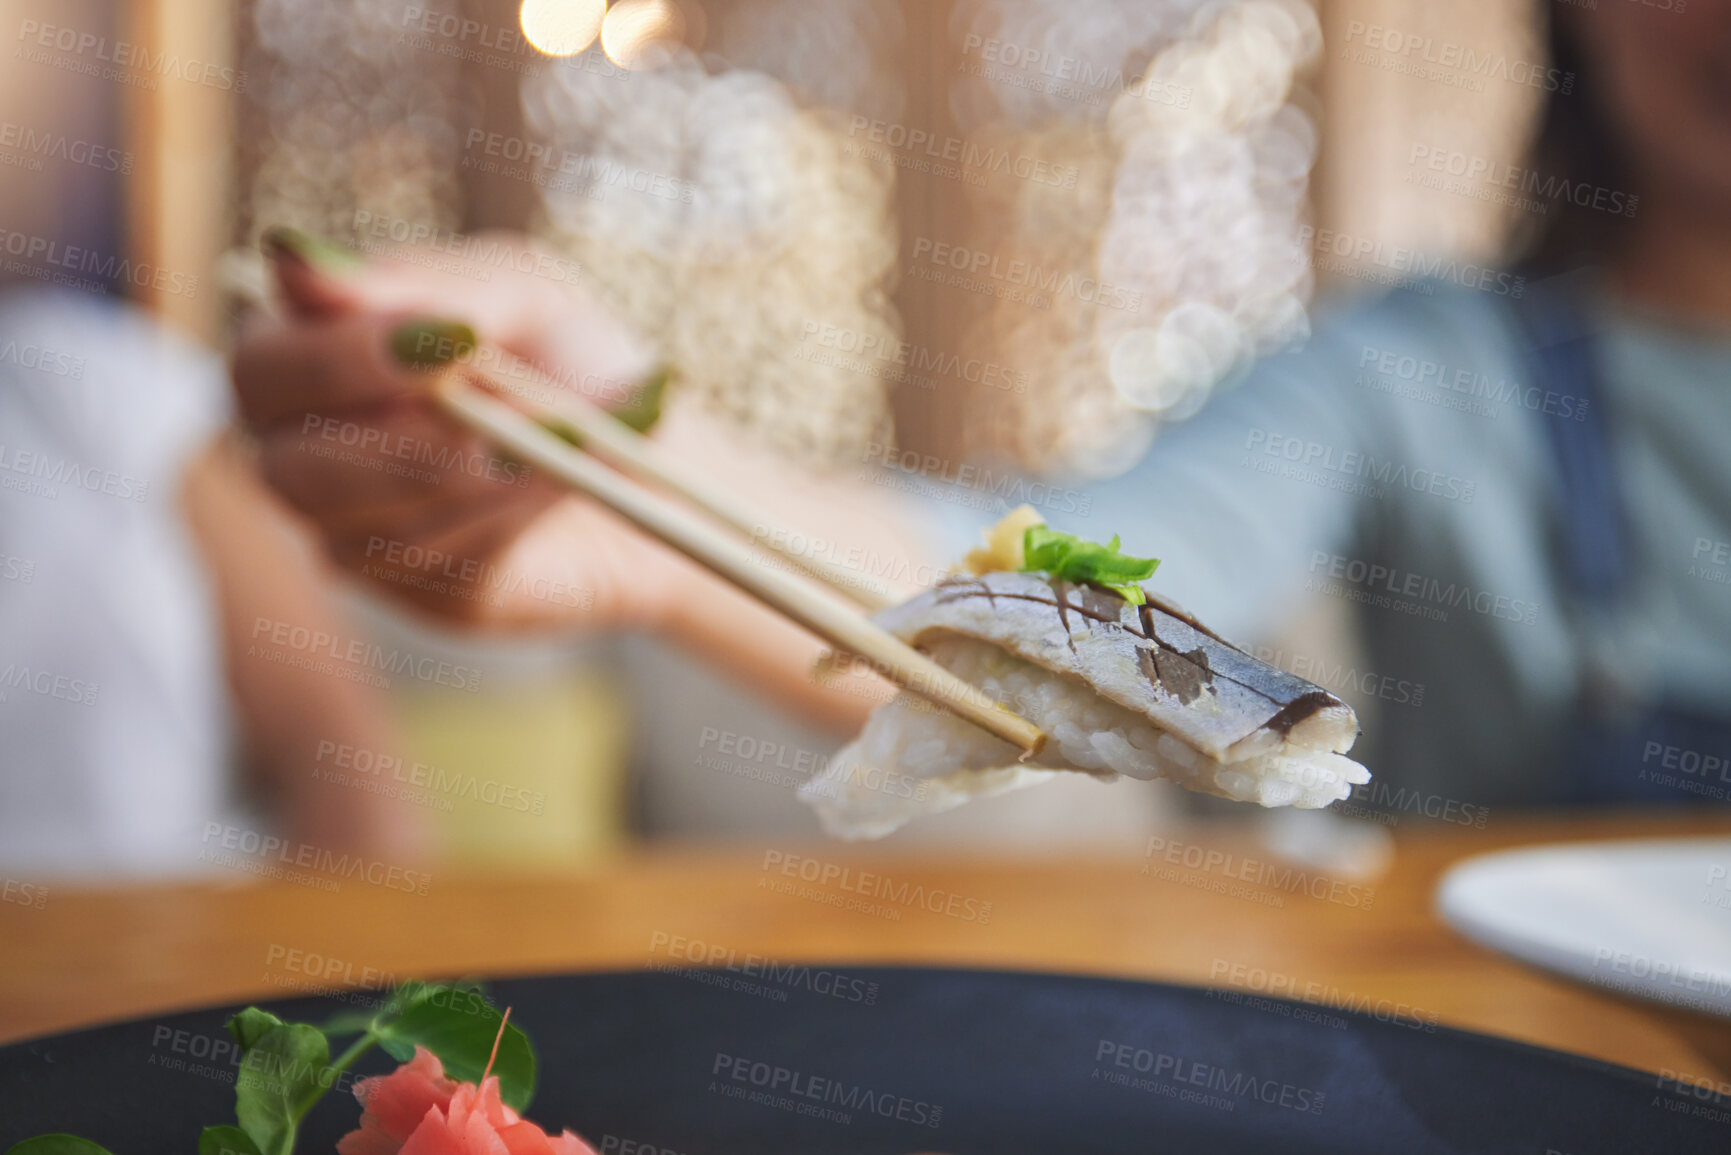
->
[[0, 0, 1657, 873]]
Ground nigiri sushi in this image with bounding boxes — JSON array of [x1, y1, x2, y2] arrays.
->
[[799, 508, 1370, 839]]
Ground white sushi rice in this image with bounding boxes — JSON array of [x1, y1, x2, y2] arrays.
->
[[801, 636, 1370, 840]]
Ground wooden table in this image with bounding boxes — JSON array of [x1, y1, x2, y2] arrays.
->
[[4, 814, 1729, 1085]]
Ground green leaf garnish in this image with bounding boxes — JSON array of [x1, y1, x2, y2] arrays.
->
[[15, 981, 538, 1155], [371, 983, 536, 1112], [4, 1136, 117, 1155], [199, 1125, 263, 1155], [1019, 525, 1159, 605], [313, 1010, 377, 1037], [233, 1022, 329, 1155], [226, 1008, 285, 1052]]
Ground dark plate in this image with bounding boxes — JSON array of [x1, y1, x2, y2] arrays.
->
[[1, 967, 1724, 1154]]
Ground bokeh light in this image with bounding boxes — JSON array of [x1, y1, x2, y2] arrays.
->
[[601, 0, 688, 70], [520, 0, 608, 58]]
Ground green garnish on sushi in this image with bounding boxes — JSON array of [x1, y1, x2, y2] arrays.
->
[[1020, 525, 1159, 605], [958, 506, 1159, 603]]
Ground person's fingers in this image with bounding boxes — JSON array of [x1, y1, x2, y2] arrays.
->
[[263, 451, 559, 549], [325, 485, 566, 571], [276, 228, 658, 399], [254, 402, 544, 518], [321, 488, 580, 624], [232, 309, 476, 431], [256, 228, 662, 436], [262, 227, 366, 319]]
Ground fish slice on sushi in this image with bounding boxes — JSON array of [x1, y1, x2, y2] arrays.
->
[[799, 507, 1371, 840]]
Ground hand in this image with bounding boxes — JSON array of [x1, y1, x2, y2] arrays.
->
[[230, 227, 936, 735], [230, 228, 680, 632]]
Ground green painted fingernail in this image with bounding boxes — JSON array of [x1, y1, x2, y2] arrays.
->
[[612, 363, 674, 433], [262, 225, 363, 273], [390, 318, 478, 368], [539, 416, 584, 449]]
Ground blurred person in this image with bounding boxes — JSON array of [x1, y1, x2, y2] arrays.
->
[[0, 0, 434, 876], [233, 1, 1731, 819], [1078, 0, 1731, 809], [0, 287, 427, 875]]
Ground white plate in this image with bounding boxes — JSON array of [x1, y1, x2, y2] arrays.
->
[[1436, 837, 1731, 1019]]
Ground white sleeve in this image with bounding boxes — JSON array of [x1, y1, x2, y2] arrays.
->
[[0, 288, 240, 878]]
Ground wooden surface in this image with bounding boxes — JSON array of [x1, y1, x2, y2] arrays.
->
[[4, 813, 1730, 1083]]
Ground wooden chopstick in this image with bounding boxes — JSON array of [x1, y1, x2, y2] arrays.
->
[[459, 346, 896, 611], [433, 375, 1047, 756]]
